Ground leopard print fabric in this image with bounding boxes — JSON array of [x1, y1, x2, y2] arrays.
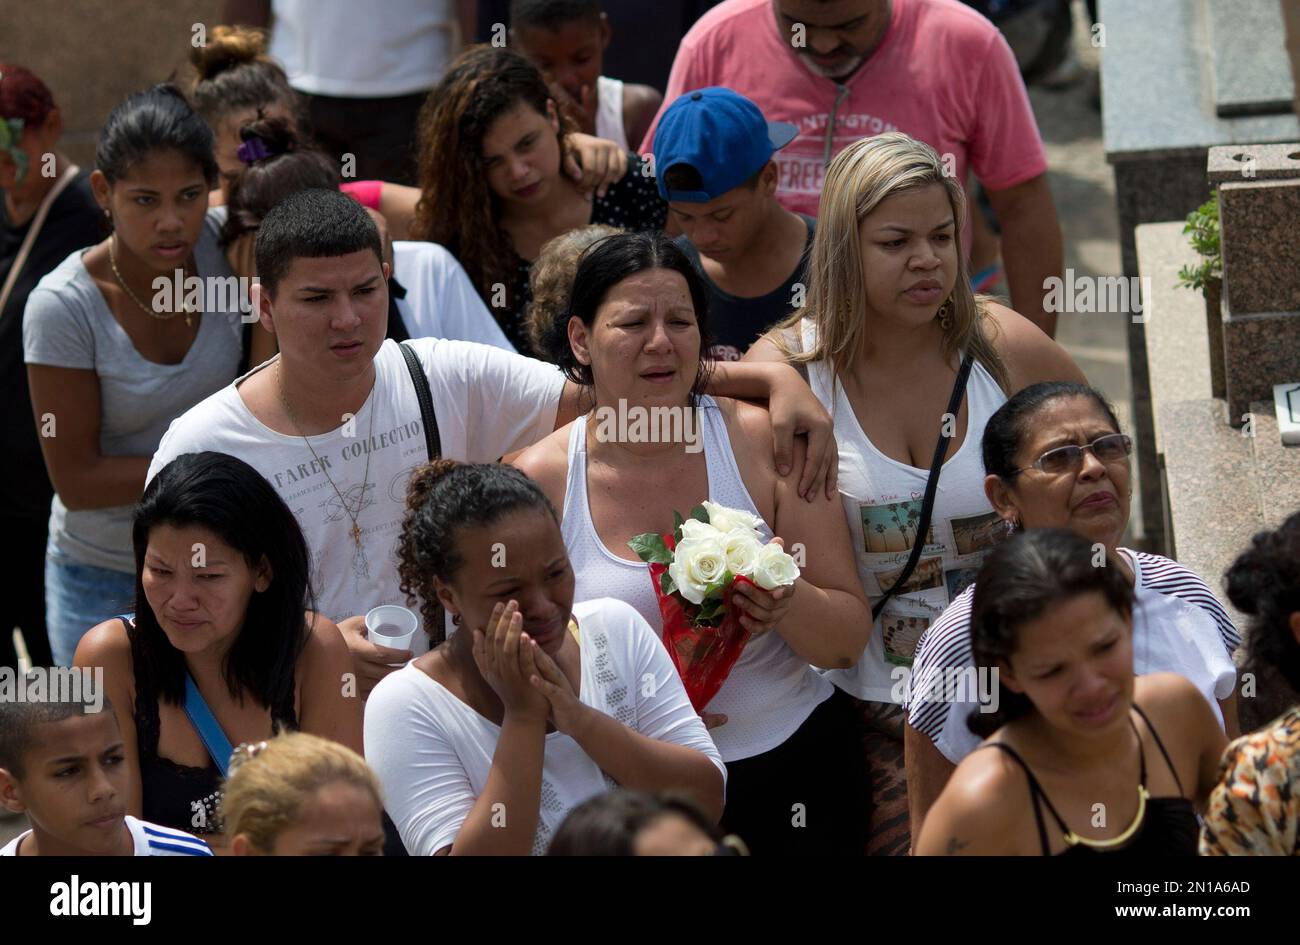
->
[[1200, 707, 1300, 856], [858, 699, 912, 856]]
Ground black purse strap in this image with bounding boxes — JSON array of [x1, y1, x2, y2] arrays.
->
[[872, 352, 975, 620], [399, 341, 441, 462], [398, 340, 445, 641]]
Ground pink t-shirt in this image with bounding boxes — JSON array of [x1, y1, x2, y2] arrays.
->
[[641, 0, 1047, 219]]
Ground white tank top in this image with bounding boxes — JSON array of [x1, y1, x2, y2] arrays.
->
[[800, 318, 1009, 703], [594, 75, 629, 151], [560, 396, 833, 761]]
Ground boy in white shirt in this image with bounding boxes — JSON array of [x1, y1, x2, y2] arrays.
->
[[0, 693, 211, 856]]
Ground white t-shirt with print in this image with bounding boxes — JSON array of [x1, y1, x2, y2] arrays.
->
[[147, 338, 565, 652], [363, 597, 727, 856]]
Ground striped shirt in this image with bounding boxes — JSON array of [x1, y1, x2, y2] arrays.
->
[[903, 549, 1241, 765], [0, 815, 213, 856]]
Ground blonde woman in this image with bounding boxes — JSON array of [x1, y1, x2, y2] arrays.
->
[[224, 732, 386, 856], [745, 131, 1086, 854]]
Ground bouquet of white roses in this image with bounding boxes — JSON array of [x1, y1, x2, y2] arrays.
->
[[629, 501, 800, 710]]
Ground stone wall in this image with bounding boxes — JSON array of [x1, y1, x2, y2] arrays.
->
[[1, 1, 222, 166]]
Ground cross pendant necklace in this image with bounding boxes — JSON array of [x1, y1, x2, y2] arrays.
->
[[278, 362, 377, 555]]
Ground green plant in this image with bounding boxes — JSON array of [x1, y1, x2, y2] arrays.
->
[[1175, 196, 1222, 296]]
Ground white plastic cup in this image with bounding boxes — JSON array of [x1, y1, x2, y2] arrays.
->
[[365, 605, 419, 663]]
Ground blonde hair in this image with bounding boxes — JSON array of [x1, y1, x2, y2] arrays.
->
[[526, 224, 622, 356], [221, 732, 383, 853], [775, 131, 1008, 392]]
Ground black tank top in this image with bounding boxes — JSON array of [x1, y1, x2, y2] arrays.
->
[[126, 618, 298, 835], [979, 704, 1198, 856]]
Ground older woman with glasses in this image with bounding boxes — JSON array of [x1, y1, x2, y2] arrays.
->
[[903, 381, 1242, 840]]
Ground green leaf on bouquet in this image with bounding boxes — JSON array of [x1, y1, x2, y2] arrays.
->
[[695, 598, 725, 627], [703, 574, 731, 600], [660, 571, 678, 596], [673, 510, 684, 531], [690, 504, 710, 524], [628, 533, 673, 565]]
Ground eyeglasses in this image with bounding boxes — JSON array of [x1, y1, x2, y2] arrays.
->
[[1015, 433, 1132, 475]]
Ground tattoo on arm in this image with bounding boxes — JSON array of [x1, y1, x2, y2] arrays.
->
[[945, 836, 969, 856]]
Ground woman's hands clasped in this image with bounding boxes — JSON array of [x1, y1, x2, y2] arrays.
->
[[471, 601, 550, 722]]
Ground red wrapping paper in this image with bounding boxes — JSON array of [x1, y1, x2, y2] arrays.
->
[[647, 536, 754, 712]]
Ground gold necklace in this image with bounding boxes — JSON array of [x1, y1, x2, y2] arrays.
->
[[277, 361, 377, 553], [109, 234, 197, 328]]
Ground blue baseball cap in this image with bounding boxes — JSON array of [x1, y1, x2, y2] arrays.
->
[[653, 87, 799, 203]]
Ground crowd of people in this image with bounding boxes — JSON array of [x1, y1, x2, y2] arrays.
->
[[1, 0, 1296, 859]]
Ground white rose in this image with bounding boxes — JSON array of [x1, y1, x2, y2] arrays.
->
[[701, 501, 765, 537], [751, 541, 800, 590], [668, 535, 728, 605], [678, 518, 722, 542], [719, 529, 762, 577]]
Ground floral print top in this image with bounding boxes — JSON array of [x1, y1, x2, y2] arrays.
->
[[1200, 706, 1300, 855]]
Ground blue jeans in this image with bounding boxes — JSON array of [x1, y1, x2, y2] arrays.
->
[[45, 544, 136, 666]]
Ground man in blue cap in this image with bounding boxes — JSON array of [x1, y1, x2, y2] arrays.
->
[[655, 88, 815, 361]]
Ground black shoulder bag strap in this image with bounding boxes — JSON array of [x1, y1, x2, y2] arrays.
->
[[397, 338, 446, 642], [385, 275, 410, 342], [872, 352, 975, 620], [398, 340, 441, 461]]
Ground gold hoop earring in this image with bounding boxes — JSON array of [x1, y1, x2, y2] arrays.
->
[[937, 297, 954, 332]]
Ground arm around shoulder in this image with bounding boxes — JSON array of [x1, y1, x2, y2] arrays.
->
[[741, 331, 792, 365]]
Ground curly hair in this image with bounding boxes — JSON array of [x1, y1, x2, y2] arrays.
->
[[410, 45, 576, 318], [1225, 511, 1300, 696], [526, 223, 621, 355], [398, 460, 560, 644]]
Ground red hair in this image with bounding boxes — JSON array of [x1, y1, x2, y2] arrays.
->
[[0, 64, 55, 126]]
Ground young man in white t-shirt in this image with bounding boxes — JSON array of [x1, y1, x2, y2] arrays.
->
[[149, 188, 838, 696]]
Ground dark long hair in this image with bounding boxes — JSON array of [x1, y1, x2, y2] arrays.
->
[[410, 45, 576, 312], [131, 452, 314, 708], [968, 528, 1136, 737], [398, 459, 559, 645], [535, 230, 714, 395], [1225, 511, 1300, 698]]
